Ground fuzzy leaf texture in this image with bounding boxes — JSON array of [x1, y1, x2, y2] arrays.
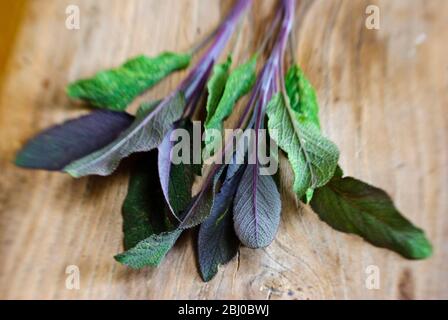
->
[[15, 110, 133, 171], [266, 93, 339, 198], [67, 52, 191, 111], [115, 230, 182, 268], [310, 174, 432, 259], [286, 65, 324, 202], [204, 57, 256, 157], [198, 163, 243, 281], [122, 152, 172, 250], [64, 92, 185, 177], [136, 100, 161, 118], [233, 164, 282, 248], [205, 56, 232, 124], [285, 65, 321, 129]]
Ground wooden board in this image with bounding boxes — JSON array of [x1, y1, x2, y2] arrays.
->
[[0, 0, 447, 299]]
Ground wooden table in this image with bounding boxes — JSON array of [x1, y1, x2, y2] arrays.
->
[[0, 0, 447, 299]]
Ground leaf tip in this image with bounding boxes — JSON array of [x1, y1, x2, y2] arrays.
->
[[405, 234, 433, 260], [66, 81, 81, 99], [63, 166, 82, 178], [199, 269, 216, 282]]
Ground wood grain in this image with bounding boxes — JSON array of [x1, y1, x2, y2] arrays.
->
[[0, 0, 447, 299]]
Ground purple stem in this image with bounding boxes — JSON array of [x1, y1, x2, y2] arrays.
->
[[204, 0, 294, 174], [179, 0, 295, 228], [276, 0, 295, 94], [180, 0, 252, 106]]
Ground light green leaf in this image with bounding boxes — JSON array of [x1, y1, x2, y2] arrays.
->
[[304, 188, 314, 204], [310, 174, 432, 259], [285, 65, 324, 202], [285, 65, 320, 129], [266, 93, 339, 198], [204, 57, 256, 157], [205, 56, 232, 124], [115, 229, 182, 268], [67, 52, 191, 111]]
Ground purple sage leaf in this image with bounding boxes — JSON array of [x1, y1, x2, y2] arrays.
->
[[233, 164, 281, 248], [198, 163, 243, 281], [15, 110, 133, 171], [158, 120, 196, 218], [64, 92, 185, 177]]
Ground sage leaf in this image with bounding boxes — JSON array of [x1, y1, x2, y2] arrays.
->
[[198, 163, 243, 281], [233, 164, 281, 248], [158, 120, 196, 217], [135, 99, 161, 118], [122, 152, 172, 250], [266, 93, 339, 198], [64, 91, 185, 177], [204, 57, 256, 157], [286, 65, 320, 129], [67, 52, 191, 111], [284, 65, 329, 202], [205, 56, 232, 124], [15, 110, 133, 171], [117, 152, 181, 268], [115, 229, 182, 268], [310, 174, 433, 259], [179, 166, 225, 229]]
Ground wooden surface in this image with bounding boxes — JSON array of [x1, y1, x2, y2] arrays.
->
[[0, 0, 447, 299]]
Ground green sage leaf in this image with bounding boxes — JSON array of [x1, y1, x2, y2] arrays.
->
[[121, 152, 171, 250], [285, 65, 321, 129], [67, 52, 191, 111], [115, 230, 182, 268], [266, 93, 339, 198], [285, 65, 324, 202], [205, 56, 232, 124], [310, 174, 432, 259], [204, 56, 256, 157]]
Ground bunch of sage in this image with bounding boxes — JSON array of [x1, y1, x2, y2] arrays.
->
[[16, 0, 431, 282]]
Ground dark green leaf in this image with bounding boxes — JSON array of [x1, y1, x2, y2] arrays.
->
[[122, 152, 171, 250], [310, 174, 432, 259], [67, 52, 191, 111]]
